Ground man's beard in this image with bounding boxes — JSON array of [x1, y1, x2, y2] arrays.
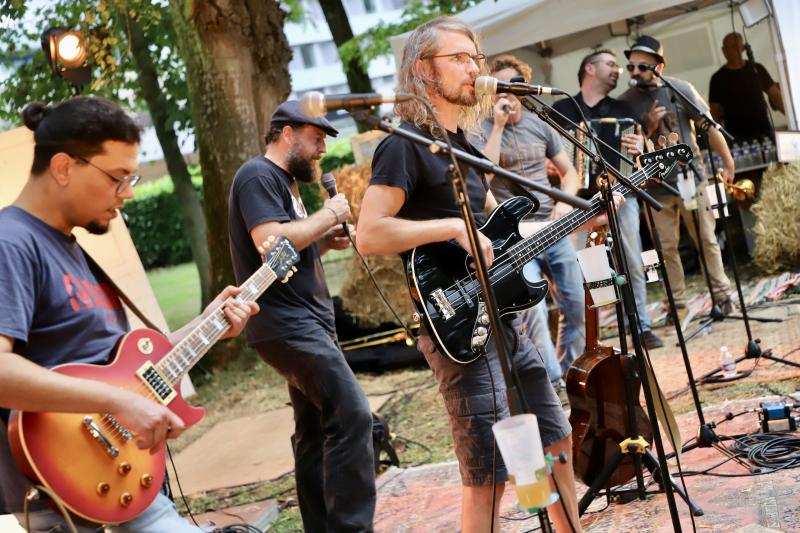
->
[[86, 221, 110, 235], [286, 149, 319, 184], [433, 66, 477, 107]]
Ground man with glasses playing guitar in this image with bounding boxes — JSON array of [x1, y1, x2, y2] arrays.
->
[[0, 97, 260, 532]]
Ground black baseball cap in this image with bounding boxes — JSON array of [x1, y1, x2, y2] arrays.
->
[[270, 100, 339, 137], [624, 35, 665, 64]]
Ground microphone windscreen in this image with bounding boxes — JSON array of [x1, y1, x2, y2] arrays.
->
[[300, 91, 326, 118], [474, 76, 497, 97], [320, 173, 337, 198]]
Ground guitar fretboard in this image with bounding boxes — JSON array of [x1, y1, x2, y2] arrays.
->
[[507, 160, 661, 268], [154, 263, 278, 386]]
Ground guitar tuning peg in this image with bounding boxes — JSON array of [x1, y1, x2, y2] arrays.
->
[[657, 135, 667, 148], [291, 266, 298, 272], [667, 132, 679, 146]]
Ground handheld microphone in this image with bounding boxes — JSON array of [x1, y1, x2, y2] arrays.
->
[[474, 76, 565, 98], [320, 172, 348, 233], [300, 91, 413, 118], [628, 79, 658, 88]]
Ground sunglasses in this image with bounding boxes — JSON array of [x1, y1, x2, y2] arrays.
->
[[626, 63, 656, 73]]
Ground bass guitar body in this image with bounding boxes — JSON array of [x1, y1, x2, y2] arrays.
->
[[8, 330, 204, 525]]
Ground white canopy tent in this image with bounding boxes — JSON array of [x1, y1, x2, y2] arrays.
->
[[390, 0, 797, 129]]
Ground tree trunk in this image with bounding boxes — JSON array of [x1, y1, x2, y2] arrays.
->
[[126, 16, 212, 306], [317, 0, 375, 133], [169, 0, 292, 367]]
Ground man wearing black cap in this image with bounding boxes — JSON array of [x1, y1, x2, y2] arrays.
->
[[228, 100, 376, 532], [620, 36, 735, 315]]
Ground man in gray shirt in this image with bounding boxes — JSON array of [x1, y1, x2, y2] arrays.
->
[[476, 54, 585, 379], [620, 35, 734, 313]]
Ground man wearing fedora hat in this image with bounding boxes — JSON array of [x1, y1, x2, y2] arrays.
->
[[620, 35, 735, 315], [228, 100, 376, 532]]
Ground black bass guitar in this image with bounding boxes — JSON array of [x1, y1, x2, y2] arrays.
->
[[406, 144, 692, 364]]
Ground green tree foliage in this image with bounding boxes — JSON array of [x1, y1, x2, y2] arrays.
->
[[339, 0, 480, 69]]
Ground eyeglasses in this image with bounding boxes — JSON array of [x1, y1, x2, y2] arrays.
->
[[424, 52, 487, 66], [592, 60, 622, 72], [69, 154, 141, 194], [626, 63, 656, 73]]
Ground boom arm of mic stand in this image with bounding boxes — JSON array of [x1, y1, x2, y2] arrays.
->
[[349, 110, 592, 212], [518, 94, 663, 212], [650, 71, 734, 142]]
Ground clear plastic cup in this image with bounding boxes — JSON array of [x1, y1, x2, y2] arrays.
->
[[492, 414, 550, 509]]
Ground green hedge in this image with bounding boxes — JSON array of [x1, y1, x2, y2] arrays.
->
[[128, 141, 354, 270], [125, 171, 203, 269]]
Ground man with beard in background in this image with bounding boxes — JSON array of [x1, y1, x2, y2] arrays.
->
[[228, 101, 376, 532]]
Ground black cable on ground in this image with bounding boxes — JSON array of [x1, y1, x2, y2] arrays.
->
[[168, 443, 201, 527]]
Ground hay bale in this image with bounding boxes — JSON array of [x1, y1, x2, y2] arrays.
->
[[752, 162, 800, 273], [332, 164, 416, 328]]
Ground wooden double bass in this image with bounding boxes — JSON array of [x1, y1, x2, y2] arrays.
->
[[565, 234, 652, 488]]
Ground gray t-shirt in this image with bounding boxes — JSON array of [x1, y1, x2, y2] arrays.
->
[[474, 112, 563, 218], [228, 156, 335, 346], [620, 76, 709, 198]]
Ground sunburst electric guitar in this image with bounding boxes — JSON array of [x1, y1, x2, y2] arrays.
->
[[406, 144, 692, 364], [8, 236, 299, 525]]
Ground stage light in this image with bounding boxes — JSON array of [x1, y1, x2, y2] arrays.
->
[[41, 27, 91, 93], [55, 32, 87, 68]]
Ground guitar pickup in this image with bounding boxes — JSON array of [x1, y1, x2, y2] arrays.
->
[[454, 280, 474, 309], [430, 289, 455, 321], [136, 361, 177, 405]]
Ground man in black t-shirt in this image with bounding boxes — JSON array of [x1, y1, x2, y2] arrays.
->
[[709, 32, 784, 141], [228, 101, 375, 532], [552, 48, 663, 349], [357, 17, 583, 533]]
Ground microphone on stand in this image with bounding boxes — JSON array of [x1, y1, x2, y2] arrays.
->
[[320, 172, 348, 234], [474, 76, 565, 98], [628, 79, 660, 89], [300, 91, 413, 118]]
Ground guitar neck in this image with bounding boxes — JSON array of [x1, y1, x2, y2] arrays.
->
[[156, 263, 277, 386], [510, 162, 656, 265]]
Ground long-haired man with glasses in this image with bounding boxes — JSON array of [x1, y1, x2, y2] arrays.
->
[[0, 96, 259, 532], [619, 35, 735, 315], [551, 48, 663, 349], [357, 17, 582, 533]]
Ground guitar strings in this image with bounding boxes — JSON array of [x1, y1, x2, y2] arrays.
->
[[93, 259, 282, 442], [438, 160, 665, 315]]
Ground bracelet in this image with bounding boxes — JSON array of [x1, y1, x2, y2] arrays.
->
[[325, 206, 340, 224]]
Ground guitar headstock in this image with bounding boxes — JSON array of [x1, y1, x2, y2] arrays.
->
[[637, 142, 693, 182], [261, 236, 300, 281]]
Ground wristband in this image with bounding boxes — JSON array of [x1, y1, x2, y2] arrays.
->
[[325, 206, 340, 224]]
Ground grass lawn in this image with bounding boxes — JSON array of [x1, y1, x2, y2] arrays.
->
[[146, 262, 201, 331]]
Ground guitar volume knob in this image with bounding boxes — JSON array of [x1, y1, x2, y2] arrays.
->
[[118, 462, 132, 475], [119, 493, 133, 507], [96, 482, 110, 495], [476, 327, 487, 336], [479, 314, 489, 325], [141, 474, 154, 488]]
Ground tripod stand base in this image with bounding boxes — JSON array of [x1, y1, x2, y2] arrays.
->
[[696, 338, 800, 385], [578, 448, 704, 517]]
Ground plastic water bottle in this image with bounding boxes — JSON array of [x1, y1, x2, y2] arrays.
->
[[720, 346, 736, 379]]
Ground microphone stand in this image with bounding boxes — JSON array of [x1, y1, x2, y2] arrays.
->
[[650, 70, 790, 378], [515, 93, 702, 531], [349, 109, 590, 533]]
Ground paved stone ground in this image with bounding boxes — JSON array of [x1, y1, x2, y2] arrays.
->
[[373, 297, 800, 532]]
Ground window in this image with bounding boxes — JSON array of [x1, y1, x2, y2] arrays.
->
[[363, 0, 376, 13], [319, 41, 340, 64], [300, 44, 316, 69]]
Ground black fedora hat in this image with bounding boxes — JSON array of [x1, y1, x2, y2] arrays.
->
[[624, 35, 665, 64]]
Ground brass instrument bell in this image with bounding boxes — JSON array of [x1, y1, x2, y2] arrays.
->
[[715, 170, 756, 207]]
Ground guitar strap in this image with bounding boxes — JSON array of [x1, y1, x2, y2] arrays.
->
[[77, 244, 167, 335]]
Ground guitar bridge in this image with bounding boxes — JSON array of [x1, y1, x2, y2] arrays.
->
[[430, 289, 455, 321], [83, 416, 119, 458], [136, 362, 177, 405]]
